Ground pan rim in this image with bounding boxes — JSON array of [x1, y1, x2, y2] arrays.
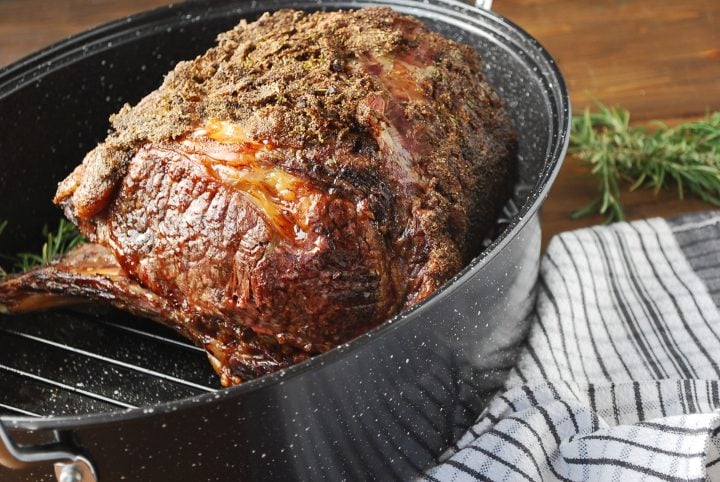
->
[[0, 0, 570, 431]]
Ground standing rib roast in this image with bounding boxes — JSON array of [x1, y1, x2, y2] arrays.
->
[[0, 8, 516, 386]]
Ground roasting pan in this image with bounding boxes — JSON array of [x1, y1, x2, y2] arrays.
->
[[0, 0, 569, 480]]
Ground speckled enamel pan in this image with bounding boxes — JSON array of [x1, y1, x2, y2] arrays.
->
[[0, 1, 569, 480]]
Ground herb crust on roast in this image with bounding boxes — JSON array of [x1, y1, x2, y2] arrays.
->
[[0, 8, 516, 385]]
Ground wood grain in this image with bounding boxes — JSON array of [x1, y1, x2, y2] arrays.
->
[[496, 0, 720, 121], [1, 0, 718, 246], [493, 0, 720, 244]]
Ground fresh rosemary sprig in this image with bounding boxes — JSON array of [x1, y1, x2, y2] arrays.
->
[[14, 219, 86, 272], [569, 102, 720, 223]]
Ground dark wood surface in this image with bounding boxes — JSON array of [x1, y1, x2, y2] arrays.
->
[[1, 0, 719, 246]]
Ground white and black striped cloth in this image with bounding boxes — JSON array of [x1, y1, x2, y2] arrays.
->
[[425, 212, 720, 481]]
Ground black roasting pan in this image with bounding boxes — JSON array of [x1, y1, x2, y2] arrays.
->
[[0, 0, 569, 480]]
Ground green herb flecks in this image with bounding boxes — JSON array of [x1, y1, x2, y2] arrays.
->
[[569, 102, 720, 223]]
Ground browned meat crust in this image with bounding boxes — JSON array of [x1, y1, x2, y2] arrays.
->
[[3, 8, 516, 385], [0, 244, 308, 385]]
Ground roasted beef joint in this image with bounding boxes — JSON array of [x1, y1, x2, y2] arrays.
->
[[0, 8, 516, 386]]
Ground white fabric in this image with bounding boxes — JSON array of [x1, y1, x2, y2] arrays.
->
[[425, 217, 720, 481]]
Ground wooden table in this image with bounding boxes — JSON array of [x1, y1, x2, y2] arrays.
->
[[1, 0, 718, 246]]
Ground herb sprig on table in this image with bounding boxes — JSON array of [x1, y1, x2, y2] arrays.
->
[[569, 102, 720, 223]]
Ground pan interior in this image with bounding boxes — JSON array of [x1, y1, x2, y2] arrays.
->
[[0, 1, 561, 418]]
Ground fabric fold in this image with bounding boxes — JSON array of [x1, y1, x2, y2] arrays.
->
[[425, 213, 720, 481]]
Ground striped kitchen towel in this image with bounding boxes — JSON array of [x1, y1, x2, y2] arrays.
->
[[425, 211, 720, 481]]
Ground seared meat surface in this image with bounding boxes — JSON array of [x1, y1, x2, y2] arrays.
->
[[0, 244, 309, 381], [0, 8, 516, 385]]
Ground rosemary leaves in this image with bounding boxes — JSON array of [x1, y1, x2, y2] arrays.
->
[[569, 102, 720, 222], [13, 219, 86, 272]]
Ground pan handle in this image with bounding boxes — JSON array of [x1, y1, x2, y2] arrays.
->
[[0, 420, 97, 482], [475, 0, 494, 9]]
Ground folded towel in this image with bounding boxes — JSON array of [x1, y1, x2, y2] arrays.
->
[[425, 212, 720, 481]]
